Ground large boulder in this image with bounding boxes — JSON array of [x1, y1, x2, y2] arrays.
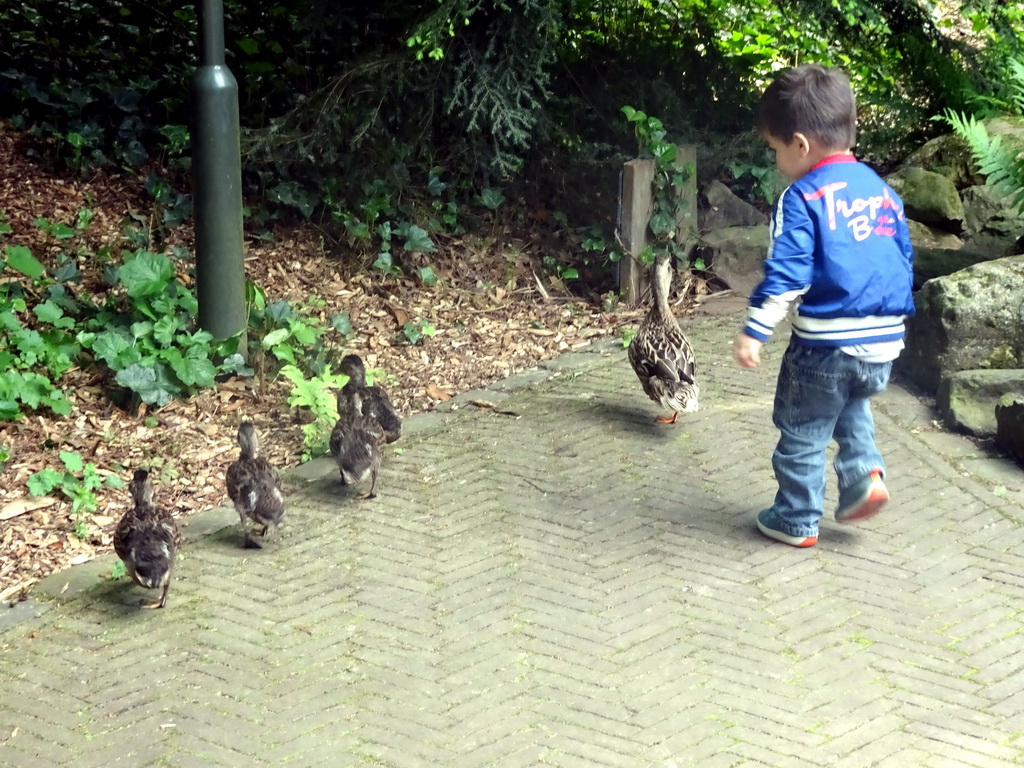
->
[[697, 226, 770, 297], [700, 180, 768, 231], [960, 185, 1024, 257], [899, 254, 1024, 394], [886, 166, 966, 234], [901, 133, 983, 189], [936, 369, 1024, 436]]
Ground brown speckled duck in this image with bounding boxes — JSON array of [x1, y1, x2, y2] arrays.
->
[[330, 388, 386, 499], [225, 421, 286, 548], [338, 354, 402, 444], [113, 469, 181, 609], [628, 253, 699, 423]]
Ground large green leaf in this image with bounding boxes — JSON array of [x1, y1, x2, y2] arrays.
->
[[60, 450, 84, 473], [161, 347, 215, 388], [5, 246, 45, 280], [33, 300, 64, 325], [401, 225, 436, 253], [153, 314, 183, 346], [115, 363, 176, 406], [28, 467, 64, 496], [117, 251, 175, 298], [92, 330, 140, 369]]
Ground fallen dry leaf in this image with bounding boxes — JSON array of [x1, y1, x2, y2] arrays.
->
[[0, 496, 59, 521], [425, 383, 452, 401]]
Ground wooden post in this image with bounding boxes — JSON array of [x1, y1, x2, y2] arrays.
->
[[616, 146, 698, 307], [617, 158, 655, 307]]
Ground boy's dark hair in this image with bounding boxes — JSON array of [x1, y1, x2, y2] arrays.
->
[[758, 64, 857, 150]]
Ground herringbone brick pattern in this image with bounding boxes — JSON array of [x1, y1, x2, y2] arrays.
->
[[2, 309, 1024, 767]]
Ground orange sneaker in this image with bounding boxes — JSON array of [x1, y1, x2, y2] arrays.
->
[[836, 469, 888, 523]]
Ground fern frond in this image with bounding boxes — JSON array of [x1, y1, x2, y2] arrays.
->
[[943, 109, 1024, 215], [1008, 58, 1024, 115]]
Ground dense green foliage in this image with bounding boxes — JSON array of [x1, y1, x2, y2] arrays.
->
[[4, 0, 1024, 230]]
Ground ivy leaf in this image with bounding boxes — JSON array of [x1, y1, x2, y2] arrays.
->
[[118, 251, 175, 298], [262, 328, 290, 349], [417, 266, 439, 286], [478, 187, 504, 210], [265, 300, 294, 324], [648, 211, 676, 237], [331, 313, 353, 336], [5, 246, 45, 280], [287, 318, 319, 346], [402, 225, 436, 253]]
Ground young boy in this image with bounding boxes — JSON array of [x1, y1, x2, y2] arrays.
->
[[733, 64, 915, 547]]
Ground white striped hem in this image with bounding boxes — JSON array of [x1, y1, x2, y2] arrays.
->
[[793, 314, 905, 341]]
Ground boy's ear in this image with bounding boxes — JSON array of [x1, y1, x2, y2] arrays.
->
[[792, 132, 811, 156]]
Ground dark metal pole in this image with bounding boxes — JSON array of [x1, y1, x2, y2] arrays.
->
[[191, 0, 246, 342]]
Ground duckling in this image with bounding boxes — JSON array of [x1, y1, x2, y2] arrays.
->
[[113, 469, 181, 609], [628, 253, 699, 423], [329, 389, 386, 499], [339, 354, 402, 443], [225, 421, 285, 548]]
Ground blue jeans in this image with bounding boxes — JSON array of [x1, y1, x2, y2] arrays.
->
[[766, 341, 892, 537]]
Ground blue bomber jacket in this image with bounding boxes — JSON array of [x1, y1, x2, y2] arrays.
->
[[744, 154, 915, 347]]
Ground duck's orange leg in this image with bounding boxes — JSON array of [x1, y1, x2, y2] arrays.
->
[[654, 412, 679, 424]]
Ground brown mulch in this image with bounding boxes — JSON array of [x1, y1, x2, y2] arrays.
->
[[0, 125, 714, 604]]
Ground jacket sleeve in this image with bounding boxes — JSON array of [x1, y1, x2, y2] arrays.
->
[[743, 186, 815, 342]]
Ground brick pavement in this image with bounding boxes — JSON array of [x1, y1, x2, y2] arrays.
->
[[2, 302, 1024, 767]]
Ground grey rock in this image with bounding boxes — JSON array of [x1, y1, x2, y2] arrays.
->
[[937, 369, 1024, 436], [697, 225, 770, 297], [886, 166, 966, 234], [960, 184, 1024, 257], [700, 180, 769, 230], [900, 254, 1024, 394], [901, 132, 984, 189]]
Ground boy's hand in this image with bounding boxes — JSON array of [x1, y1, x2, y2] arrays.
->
[[733, 333, 763, 369]]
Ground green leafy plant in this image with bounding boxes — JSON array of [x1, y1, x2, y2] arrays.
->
[[622, 106, 699, 273], [0, 244, 77, 419], [541, 254, 579, 281], [943, 105, 1024, 215], [247, 288, 352, 380], [730, 161, 786, 206], [75, 250, 243, 408], [28, 451, 125, 539], [401, 319, 438, 345], [279, 364, 348, 459], [110, 560, 127, 580]]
